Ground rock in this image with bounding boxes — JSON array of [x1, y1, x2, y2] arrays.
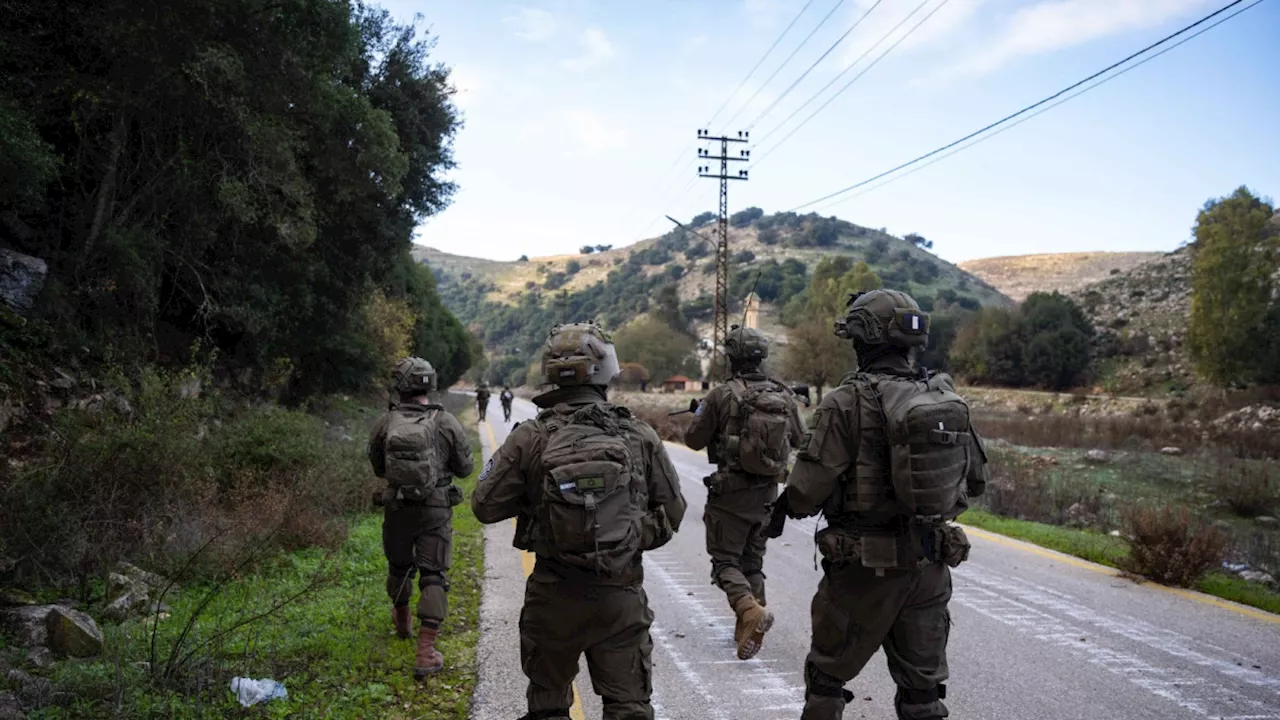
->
[[23, 648, 52, 670], [1239, 570, 1276, 585], [0, 691, 23, 720], [1084, 449, 1112, 464], [102, 590, 149, 623], [45, 606, 103, 658], [113, 562, 171, 594], [0, 249, 47, 317], [0, 590, 36, 608], [0, 606, 53, 647], [1159, 446, 1183, 456], [1256, 516, 1278, 527]]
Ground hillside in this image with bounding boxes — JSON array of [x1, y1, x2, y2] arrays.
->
[[1069, 247, 1194, 394], [416, 211, 1011, 375], [959, 252, 1163, 302]]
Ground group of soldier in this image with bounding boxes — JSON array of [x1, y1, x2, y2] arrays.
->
[[366, 288, 990, 720]]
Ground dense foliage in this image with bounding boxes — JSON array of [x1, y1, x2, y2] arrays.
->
[[0, 0, 472, 394], [952, 292, 1094, 390], [1188, 187, 1279, 386]]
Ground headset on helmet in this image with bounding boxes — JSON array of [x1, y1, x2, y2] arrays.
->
[[391, 356, 438, 396], [725, 324, 769, 362], [541, 322, 621, 387], [834, 289, 930, 349]]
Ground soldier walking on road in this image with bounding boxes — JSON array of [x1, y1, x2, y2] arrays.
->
[[476, 381, 491, 422], [473, 322, 687, 720], [765, 290, 990, 720], [368, 357, 474, 679], [500, 385, 515, 422], [684, 325, 803, 660]]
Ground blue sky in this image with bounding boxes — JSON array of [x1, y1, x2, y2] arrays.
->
[[383, 0, 1280, 264]]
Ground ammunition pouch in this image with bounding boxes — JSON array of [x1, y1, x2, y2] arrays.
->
[[639, 506, 674, 551], [703, 469, 774, 497], [447, 484, 464, 507], [940, 524, 970, 568], [380, 478, 461, 510], [819, 523, 968, 571]]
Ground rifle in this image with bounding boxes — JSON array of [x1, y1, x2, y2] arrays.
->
[[668, 398, 702, 416]]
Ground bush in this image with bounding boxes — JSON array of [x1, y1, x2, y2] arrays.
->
[[733, 249, 756, 264], [684, 243, 709, 260], [729, 207, 764, 227], [1210, 459, 1279, 517], [759, 228, 779, 245], [1122, 504, 1227, 587], [565, 259, 582, 275], [691, 211, 716, 226]]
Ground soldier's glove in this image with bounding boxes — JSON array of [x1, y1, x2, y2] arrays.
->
[[763, 493, 791, 539]]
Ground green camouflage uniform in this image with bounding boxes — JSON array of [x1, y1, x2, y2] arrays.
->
[[368, 403, 473, 625], [783, 352, 988, 720], [684, 372, 803, 610], [473, 384, 687, 720]]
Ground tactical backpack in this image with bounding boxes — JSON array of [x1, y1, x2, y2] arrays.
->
[[870, 373, 974, 520], [725, 379, 794, 476], [383, 407, 449, 504], [535, 403, 646, 576]]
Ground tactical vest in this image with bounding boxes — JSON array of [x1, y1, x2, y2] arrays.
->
[[721, 377, 794, 477], [837, 372, 973, 523], [529, 403, 649, 577], [383, 406, 451, 505]]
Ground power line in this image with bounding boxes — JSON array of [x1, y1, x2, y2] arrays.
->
[[706, 0, 820, 128], [788, 0, 1257, 212], [724, 0, 849, 128], [743, 0, 886, 130], [753, 0, 946, 166], [811, 0, 1269, 214]]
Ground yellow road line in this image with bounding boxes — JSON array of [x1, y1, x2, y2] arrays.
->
[[960, 524, 1280, 626], [488, 419, 585, 720]]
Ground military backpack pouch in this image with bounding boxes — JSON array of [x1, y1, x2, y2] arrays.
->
[[728, 382, 794, 476], [941, 525, 971, 568], [860, 533, 899, 570], [544, 460, 633, 563]]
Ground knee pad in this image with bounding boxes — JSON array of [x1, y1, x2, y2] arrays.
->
[[419, 569, 450, 592], [805, 662, 854, 703]]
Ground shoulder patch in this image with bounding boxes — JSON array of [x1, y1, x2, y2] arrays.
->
[[478, 455, 496, 482]]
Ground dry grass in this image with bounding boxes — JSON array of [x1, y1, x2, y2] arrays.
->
[[958, 252, 1162, 302], [1209, 458, 1279, 518]]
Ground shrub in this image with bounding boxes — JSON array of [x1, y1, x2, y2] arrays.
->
[[565, 259, 582, 275], [684, 243, 709, 260], [1121, 504, 1227, 587], [1210, 459, 1279, 517], [729, 207, 764, 227]]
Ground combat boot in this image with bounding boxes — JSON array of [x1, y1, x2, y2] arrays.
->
[[391, 605, 411, 639], [413, 625, 444, 678], [732, 595, 774, 660]]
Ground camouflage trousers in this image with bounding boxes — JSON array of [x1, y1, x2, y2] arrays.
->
[[704, 479, 776, 608], [520, 577, 654, 720], [382, 503, 452, 623], [802, 560, 952, 720]]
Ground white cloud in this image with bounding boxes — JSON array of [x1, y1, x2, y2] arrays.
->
[[504, 7, 557, 41], [954, 0, 1216, 76], [561, 27, 617, 73], [562, 109, 628, 154]]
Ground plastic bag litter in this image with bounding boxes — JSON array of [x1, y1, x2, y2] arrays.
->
[[230, 677, 288, 707]]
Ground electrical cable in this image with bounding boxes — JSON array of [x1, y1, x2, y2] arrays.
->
[[788, 0, 1256, 212]]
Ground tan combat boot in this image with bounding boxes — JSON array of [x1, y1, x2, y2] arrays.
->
[[732, 595, 774, 660], [391, 605, 412, 640], [414, 626, 444, 678]]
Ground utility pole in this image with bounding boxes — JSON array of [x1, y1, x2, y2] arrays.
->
[[696, 129, 750, 383]]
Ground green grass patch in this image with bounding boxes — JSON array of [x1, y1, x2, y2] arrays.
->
[[961, 507, 1280, 616], [14, 448, 485, 719], [961, 507, 1128, 568]]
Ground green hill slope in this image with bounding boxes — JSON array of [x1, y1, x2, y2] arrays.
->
[[417, 211, 1011, 373]]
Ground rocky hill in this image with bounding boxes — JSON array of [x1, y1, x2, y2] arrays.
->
[[959, 252, 1162, 302], [416, 211, 1011, 366], [1069, 247, 1195, 394]]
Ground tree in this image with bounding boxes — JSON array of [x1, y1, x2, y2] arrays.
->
[[565, 259, 582, 275], [781, 257, 878, 398], [951, 308, 1025, 386], [652, 284, 689, 336], [615, 362, 650, 390], [905, 233, 933, 250], [517, 255, 529, 262], [580, 246, 596, 254], [595, 244, 613, 252], [1189, 186, 1278, 385], [691, 211, 716, 226], [613, 316, 700, 381], [730, 207, 765, 227]]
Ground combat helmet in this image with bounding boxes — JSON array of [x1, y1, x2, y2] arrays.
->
[[391, 356, 437, 396], [725, 324, 769, 363], [541, 322, 621, 387], [834, 289, 929, 349]]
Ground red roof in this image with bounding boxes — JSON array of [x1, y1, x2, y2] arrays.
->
[[663, 375, 693, 384]]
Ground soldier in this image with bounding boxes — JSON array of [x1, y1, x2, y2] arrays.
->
[[476, 381, 491, 421], [473, 322, 687, 720], [500, 385, 515, 422], [368, 357, 474, 679], [766, 290, 989, 720], [684, 325, 803, 660]]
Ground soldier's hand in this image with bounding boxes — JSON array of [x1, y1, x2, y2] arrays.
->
[[763, 495, 789, 539]]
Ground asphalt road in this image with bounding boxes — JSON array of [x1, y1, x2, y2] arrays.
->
[[471, 395, 1280, 720]]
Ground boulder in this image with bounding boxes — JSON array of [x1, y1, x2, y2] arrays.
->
[[0, 606, 52, 648], [1239, 570, 1276, 585], [1256, 516, 1278, 528], [0, 691, 23, 720], [113, 562, 171, 594], [1084, 449, 1112, 465], [0, 249, 47, 317], [0, 590, 36, 608], [1159, 446, 1183, 456], [45, 606, 103, 658]]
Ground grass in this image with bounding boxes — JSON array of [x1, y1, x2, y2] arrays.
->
[[9, 447, 485, 719], [960, 507, 1280, 616]]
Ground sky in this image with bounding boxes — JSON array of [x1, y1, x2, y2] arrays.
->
[[381, 0, 1280, 265]]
